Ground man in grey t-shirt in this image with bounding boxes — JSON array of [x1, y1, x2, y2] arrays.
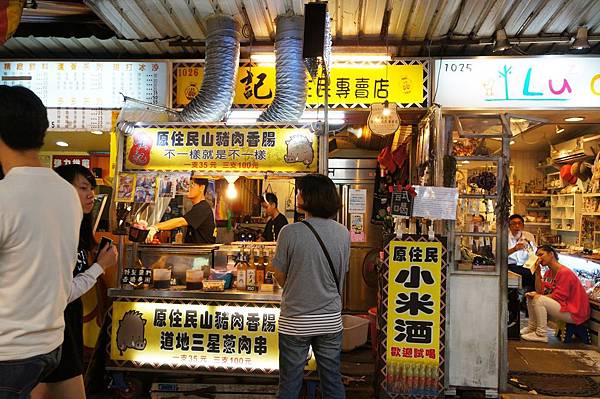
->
[[273, 174, 350, 399]]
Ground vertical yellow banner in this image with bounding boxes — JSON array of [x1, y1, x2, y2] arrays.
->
[[386, 240, 442, 397]]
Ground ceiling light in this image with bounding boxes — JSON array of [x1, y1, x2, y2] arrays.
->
[[510, 140, 515, 145], [56, 141, 69, 147], [224, 175, 239, 200], [564, 116, 585, 122], [461, 160, 470, 164], [555, 125, 565, 134], [571, 26, 590, 50], [90, 130, 103, 135], [493, 29, 512, 53]]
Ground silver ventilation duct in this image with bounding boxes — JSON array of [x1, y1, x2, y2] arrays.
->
[[258, 15, 306, 123], [179, 15, 240, 123]]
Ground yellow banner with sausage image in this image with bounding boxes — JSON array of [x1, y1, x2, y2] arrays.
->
[[111, 301, 316, 371], [124, 126, 318, 173]]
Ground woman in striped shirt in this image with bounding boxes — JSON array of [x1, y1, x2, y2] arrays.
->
[[272, 174, 351, 399]]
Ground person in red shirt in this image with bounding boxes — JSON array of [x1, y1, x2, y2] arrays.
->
[[521, 245, 590, 342]]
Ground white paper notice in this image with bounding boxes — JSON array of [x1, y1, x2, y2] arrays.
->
[[412, 186, 459, 220], [348, 189, 367, 213]]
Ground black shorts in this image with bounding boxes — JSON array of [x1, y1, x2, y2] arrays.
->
[[42, 300, 84, 382]]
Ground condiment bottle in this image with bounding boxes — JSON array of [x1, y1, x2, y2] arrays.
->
[[264, 249, 275, 284], [246, 249, 257, 291], [235, 248, 247, 290], [256, 249, 266, 286], [174, 229, 183, 244]]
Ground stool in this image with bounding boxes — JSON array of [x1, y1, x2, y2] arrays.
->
[[557, 321, 591, 344]]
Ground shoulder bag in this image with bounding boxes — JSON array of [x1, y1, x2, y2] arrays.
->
[[301, 220, 340, 295]]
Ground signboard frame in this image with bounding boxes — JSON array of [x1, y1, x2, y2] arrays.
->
[[378, 235, 447, 399], [172, 59, 430, 110], [434, 56, 600, 109], [122, 123, 319, 175], [106, 296, 316, 377]]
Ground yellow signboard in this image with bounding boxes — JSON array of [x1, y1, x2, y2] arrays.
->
[[174, 62, 425, 108], [124, 126, 318, 173], [386, 240, 442, 396], [111, 301, 316, 371]]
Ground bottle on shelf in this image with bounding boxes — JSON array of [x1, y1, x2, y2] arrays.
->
[[256, 249, 266, 286], [235, 248, 248, 290], [246, 248, 257, 291], [174, 228, 183, 244]]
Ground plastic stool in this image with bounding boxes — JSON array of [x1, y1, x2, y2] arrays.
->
[[557, 321, 591, 343], [564, 323, 591, 344]]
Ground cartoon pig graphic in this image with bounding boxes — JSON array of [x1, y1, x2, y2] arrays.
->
[[284, 134, 314, 167], [116, 310, 147, 355]]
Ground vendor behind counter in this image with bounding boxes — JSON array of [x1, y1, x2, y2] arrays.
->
[[150, 177, 216, 244], [258, 193, 288, 242]]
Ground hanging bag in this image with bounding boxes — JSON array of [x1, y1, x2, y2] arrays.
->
[[301, 220, 340, 295]]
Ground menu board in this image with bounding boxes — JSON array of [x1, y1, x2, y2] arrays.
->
[[47, 108, 115, 131], [0, 61, 168, 108]]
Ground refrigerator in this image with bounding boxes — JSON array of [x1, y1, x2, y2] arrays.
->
[[328, 158, 381, 312]]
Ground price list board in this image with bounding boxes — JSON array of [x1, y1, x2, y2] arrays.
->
[[47, 108, 115, 131], [0, 61, 168, 108]]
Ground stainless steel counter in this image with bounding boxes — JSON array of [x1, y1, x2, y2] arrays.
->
[[108, 287, 282, 303]]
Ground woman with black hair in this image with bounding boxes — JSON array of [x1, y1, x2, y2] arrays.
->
[[272, 173, 350, 399], [521, 245, 590, 343], [32, 164, 118, 399]]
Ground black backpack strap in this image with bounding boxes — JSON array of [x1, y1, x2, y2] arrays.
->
[[301, 220, 340, 295]]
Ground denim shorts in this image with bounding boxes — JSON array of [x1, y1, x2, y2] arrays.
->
[[0, 346, 61, 399]]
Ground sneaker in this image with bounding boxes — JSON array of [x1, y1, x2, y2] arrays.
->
[[520, 325, 536, 335], [521, 331, 548, 343]]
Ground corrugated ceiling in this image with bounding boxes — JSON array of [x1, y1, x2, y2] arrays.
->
[[2, 0, 600, 59]]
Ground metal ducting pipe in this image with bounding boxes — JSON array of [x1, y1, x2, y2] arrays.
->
[[258, 15, 306, 123], [179, 15, 240, 123]]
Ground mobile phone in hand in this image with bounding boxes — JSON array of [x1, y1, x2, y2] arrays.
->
[[94, 237, 113, 263]]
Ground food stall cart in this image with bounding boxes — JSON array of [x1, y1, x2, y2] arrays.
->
[[102, 119, 324, 396]]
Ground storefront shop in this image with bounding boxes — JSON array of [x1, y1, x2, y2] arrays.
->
[[434, 55, 600, 396], [95, 43, 433, 395]]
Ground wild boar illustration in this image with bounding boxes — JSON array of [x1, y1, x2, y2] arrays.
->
[[116, 310, 147, 355], [284, 134, 314, 167]]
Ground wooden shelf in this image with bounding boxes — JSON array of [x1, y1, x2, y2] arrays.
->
[[528, 222, 551, 226], [555, 229, 578, 232], [514, 193, 550, 197], [582, 213, 600, 216], [584, 193, 600, 197], [526, 207, 550, 211]]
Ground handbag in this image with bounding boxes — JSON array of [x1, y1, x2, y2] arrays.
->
[[301, 220, 340, 295]]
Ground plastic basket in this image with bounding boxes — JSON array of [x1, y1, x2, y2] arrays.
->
[[129, 226, 150, 242], [341, 315, 370, 352]]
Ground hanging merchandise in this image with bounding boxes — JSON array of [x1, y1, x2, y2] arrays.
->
[[475, 171, 497, 192], [377, 146, 397, 173]]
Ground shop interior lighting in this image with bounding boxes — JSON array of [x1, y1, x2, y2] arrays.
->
[[347, 126, 363, 139], [571, 27, 590, 50], [224, 175, 239, 200], [492, 29, 512, 53], [90, 130, 103, 135], [510, 140, 515, 145], [250, 52, 391, 65], [382, 100, 392, 116], [225, 110, 345, 126], [564, 117, 585, 122], [555, 125, 565, 134], [56, 141, 69, 147]]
